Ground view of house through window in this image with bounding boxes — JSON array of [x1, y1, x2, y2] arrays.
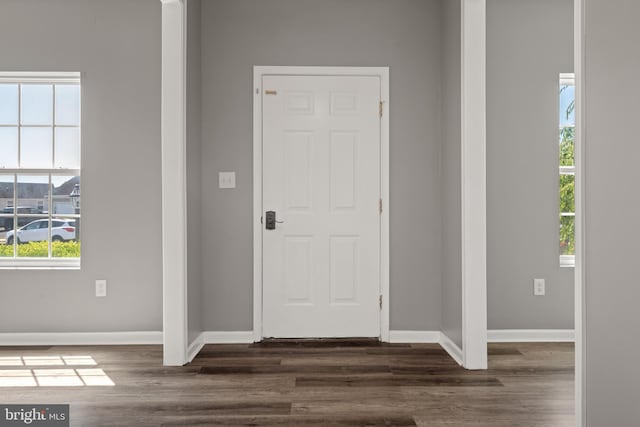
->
[[0, 73, 81, 266], [559, 73, 575, 267]]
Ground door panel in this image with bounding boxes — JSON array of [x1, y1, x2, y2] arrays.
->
[[330, 235, 359, 304], [262, 75, 381, 338], [284, 236, 313, 304], [330, 131, 358, 210]]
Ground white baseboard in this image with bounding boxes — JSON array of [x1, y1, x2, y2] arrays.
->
[[187, 333, 205, 363], [439, 333, 464, 366], [187, 331, 255, 361], [0, 331, 162, 346], [488, 329, 575, 343], [201, 331, 255, 344], [388, 330, 463, 366], [389, 330, 440, 343]]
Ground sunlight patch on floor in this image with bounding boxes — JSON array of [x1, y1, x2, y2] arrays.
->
[[0, 355, 97, 367], [0, 356, 113, 387]]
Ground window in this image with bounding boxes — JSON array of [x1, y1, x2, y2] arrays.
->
[[0, 72, 81, 268], [559, 73, 575, 267]]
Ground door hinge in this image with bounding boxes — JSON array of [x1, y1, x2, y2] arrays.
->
[[379, 100, 384, 118], [379, 198, 383, 214], [379, 295, 383, 309]]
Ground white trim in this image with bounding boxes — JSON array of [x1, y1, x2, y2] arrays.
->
[[201, 331, 256, 344], [560, 254, 576, 268], [161, 0, 188, 366], [574, 0, 586, 425], [376, 331, 464, 366], [252, 66, 390, 342], [560, 73, 576, 86], [389, 331, 440, 344], [0, 258, 80, 270], [0, 332, 162, 346], [0, 72, 80, 84], [187, 331, 256, 362], [252, 67, 262, 343], [187, 333, 205, 363], [560, 166, 576, 175], [0, 169, 81, 175], [488, 329, 575, 343], [461, 0, 488, 370], [439, 333, 464, 366], [379, 69, 391, 343]]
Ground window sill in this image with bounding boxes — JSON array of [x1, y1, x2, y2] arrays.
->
[[0, 258, 80, 270]]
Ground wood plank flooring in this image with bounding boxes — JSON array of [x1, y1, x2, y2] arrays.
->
[[0, 340, 574, 426]]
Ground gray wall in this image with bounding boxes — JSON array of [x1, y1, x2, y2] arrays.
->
[[440, 0, 463, 347], [486, 0, 574, 330], [585, 0, 640, 424], [200, 0, 444, 331], [0, 0, 162, 332], [187, 0, 203, 345]]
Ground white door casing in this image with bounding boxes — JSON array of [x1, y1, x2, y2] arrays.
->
[[254, 67, 390, 340]]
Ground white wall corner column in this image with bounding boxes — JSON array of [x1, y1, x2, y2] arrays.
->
[[461, 0, 488, 370], [161, 0, 188, 366]]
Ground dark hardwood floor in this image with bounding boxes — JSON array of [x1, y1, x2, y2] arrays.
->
[[0, 340, 574, 426]]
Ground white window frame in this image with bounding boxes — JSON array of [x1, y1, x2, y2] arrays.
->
[[0, 72, 81, 269], [559, 73, 575, 268]]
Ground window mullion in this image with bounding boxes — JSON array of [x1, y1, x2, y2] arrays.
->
[[0, 168, 80, 175], [50, 85, 55, 260], [17, 83, 21, 167], [12, 173, 17, 258], [15, 83, 20, 260], [52, 84, 56, 169], [48, 174, 52, 258]]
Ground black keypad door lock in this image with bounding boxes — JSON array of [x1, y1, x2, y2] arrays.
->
[[265, 211, 277, 230], [265, 211, 284, 230]]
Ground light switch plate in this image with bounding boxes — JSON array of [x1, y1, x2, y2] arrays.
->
[[219, 172, 236, 189], [534, 278, 545, 296], [96, 280, 107, 297]]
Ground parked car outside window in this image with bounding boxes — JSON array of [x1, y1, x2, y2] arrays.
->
[[5, 219, 76, 245]]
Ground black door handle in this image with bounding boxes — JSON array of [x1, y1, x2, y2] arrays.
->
[[265, 211, 276, 230], [265, 211, 284, 230]]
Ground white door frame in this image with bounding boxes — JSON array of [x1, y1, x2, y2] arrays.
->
[[252, 66, 390, 342]]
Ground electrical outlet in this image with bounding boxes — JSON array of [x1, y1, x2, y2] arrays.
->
[[95, 280, 107, 297], [534, 278, 545, 296], [218, 171, 236, 189]]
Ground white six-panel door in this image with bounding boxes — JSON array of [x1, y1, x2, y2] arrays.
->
[[262, 75, 381, 338]]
